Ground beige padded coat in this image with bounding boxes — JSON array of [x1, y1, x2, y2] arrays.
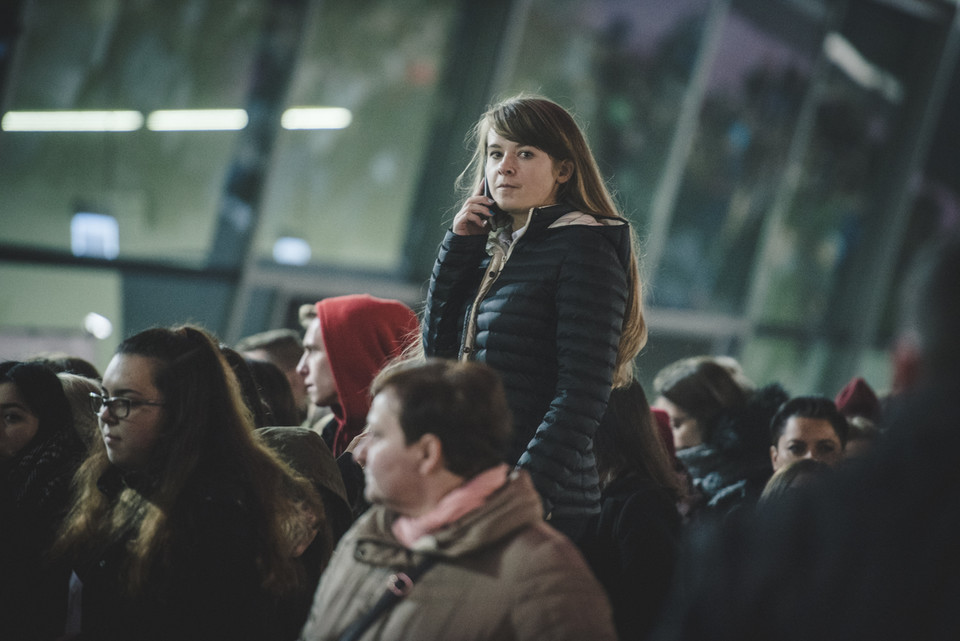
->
[[299, 470, 617, 641]]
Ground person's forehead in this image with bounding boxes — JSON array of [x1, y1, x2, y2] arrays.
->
[[102, 354, 161, 395], [654, 396, 687, 416], [303, 318, 324, 348], [486, 130, 529, 148], [0, 381, 27, 404], [785, 415, 836, 437]]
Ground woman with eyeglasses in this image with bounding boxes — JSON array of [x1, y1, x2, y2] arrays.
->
[[54, 325, 326, 641], [1, 360, 85, 641]]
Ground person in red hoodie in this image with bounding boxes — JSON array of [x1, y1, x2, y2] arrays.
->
[[297, 294, 420, 457]]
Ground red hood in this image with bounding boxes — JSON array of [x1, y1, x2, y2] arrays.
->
[[316, 294, 419, 455]]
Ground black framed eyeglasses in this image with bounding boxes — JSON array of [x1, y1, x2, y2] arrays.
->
[[89, 392, 164, 419]]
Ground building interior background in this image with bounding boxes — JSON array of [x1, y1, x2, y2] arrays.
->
[[1, 0, 958, 399]]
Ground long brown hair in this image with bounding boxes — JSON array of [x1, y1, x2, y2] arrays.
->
[[458, 94, 646, 386], [594, 379, 685, 500], [653, 356, 752, 444], [55, 325, 321, 595]]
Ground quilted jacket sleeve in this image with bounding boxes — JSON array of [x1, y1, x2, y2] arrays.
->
[[422, 230, 487, 359], [517, 228, 628, 515]]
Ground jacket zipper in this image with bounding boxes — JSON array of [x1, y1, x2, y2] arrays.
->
[[459, 207, 536, 361]]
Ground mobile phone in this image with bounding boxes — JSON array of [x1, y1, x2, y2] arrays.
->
[[483, 179, 510, 228]]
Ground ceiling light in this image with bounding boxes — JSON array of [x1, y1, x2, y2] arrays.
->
[[146, 109, 249, 131], [273, 236, 312, 265], [83, 312, 114, 340], [281, 107, 352, 130], [1, 110, 143, 132], [71, 212, 120, 259]]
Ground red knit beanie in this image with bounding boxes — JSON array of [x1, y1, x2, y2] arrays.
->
[[834, 376, 882, 423]]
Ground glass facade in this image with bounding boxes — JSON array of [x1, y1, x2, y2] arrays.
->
[[1, 0, 958, 397]]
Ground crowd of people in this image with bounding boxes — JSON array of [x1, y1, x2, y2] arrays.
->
[[1, 94, 958, 640]]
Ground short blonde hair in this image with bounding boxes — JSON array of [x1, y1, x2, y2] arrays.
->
[[299, 303, 317, 329]]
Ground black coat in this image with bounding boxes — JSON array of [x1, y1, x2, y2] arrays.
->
[[0, 427, 83, 641], [72, 467, 280, 641], [424, 203, 632, 518], [579, 474, 681, 641]]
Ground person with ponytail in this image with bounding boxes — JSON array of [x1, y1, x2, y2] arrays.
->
[[55, 325, 326, 641], [423, 94, 647, 541]]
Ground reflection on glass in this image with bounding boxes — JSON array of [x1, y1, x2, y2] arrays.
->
[[504, 0, 710, 236], [760, 61, 899, 326], [657, 10, 816, 314], [256, 0, 454, 270], [0, 1, 266, 261]]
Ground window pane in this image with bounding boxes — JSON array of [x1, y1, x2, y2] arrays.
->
[[502, 0, 709, 234], [254, 0, 455, 270], [0, 264, 121, 369], [0, 1, 266, 264], [657, 8, 821, 313], [755, 50, 902, 325]]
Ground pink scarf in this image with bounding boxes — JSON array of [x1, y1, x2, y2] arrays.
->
[[391, 464, 510, 548]]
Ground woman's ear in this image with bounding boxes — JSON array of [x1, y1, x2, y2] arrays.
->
[[556, 159, 574, 184]]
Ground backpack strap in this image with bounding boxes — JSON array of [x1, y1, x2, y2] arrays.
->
[[337, 555, 439, 641]]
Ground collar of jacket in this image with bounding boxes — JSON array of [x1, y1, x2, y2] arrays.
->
[[348, 470, 544, 567], [481, 202, 579, 278], [514, 202, 629, 235], [96, 465, 161, 499], [508, 202, 577, 238]]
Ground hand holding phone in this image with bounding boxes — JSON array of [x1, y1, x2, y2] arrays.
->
[[452, 178, 505, 236], [483, 179, 509, 229]]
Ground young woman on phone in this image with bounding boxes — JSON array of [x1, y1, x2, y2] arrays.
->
[[422, 94, 646, 541]]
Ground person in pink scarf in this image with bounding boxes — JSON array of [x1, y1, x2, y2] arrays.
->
[[299, 359, 616, 641]]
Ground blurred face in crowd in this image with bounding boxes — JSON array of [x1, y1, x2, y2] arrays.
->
[[354, 388, 428, 516], [297, 318, 337, 407], [0, 382, 41, 460], [244, 347, 309, 416], [654, 395, 703, 450], [771, 416, 844, 472], [98, 354, 165, 471]]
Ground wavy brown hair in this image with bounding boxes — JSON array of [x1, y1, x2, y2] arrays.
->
[[54, 325, 322, 595], [458, 94, 646, 386], [595, 379, 685, 500]]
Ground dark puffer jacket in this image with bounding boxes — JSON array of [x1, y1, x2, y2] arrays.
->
[[423, 203, 631, 518]]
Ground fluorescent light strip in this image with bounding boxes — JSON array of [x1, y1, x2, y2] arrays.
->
[[146, 109, 249, 131], [281, 107, 352, 130], [1, 110, 143, 132], [1, 107, 351, 132]]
